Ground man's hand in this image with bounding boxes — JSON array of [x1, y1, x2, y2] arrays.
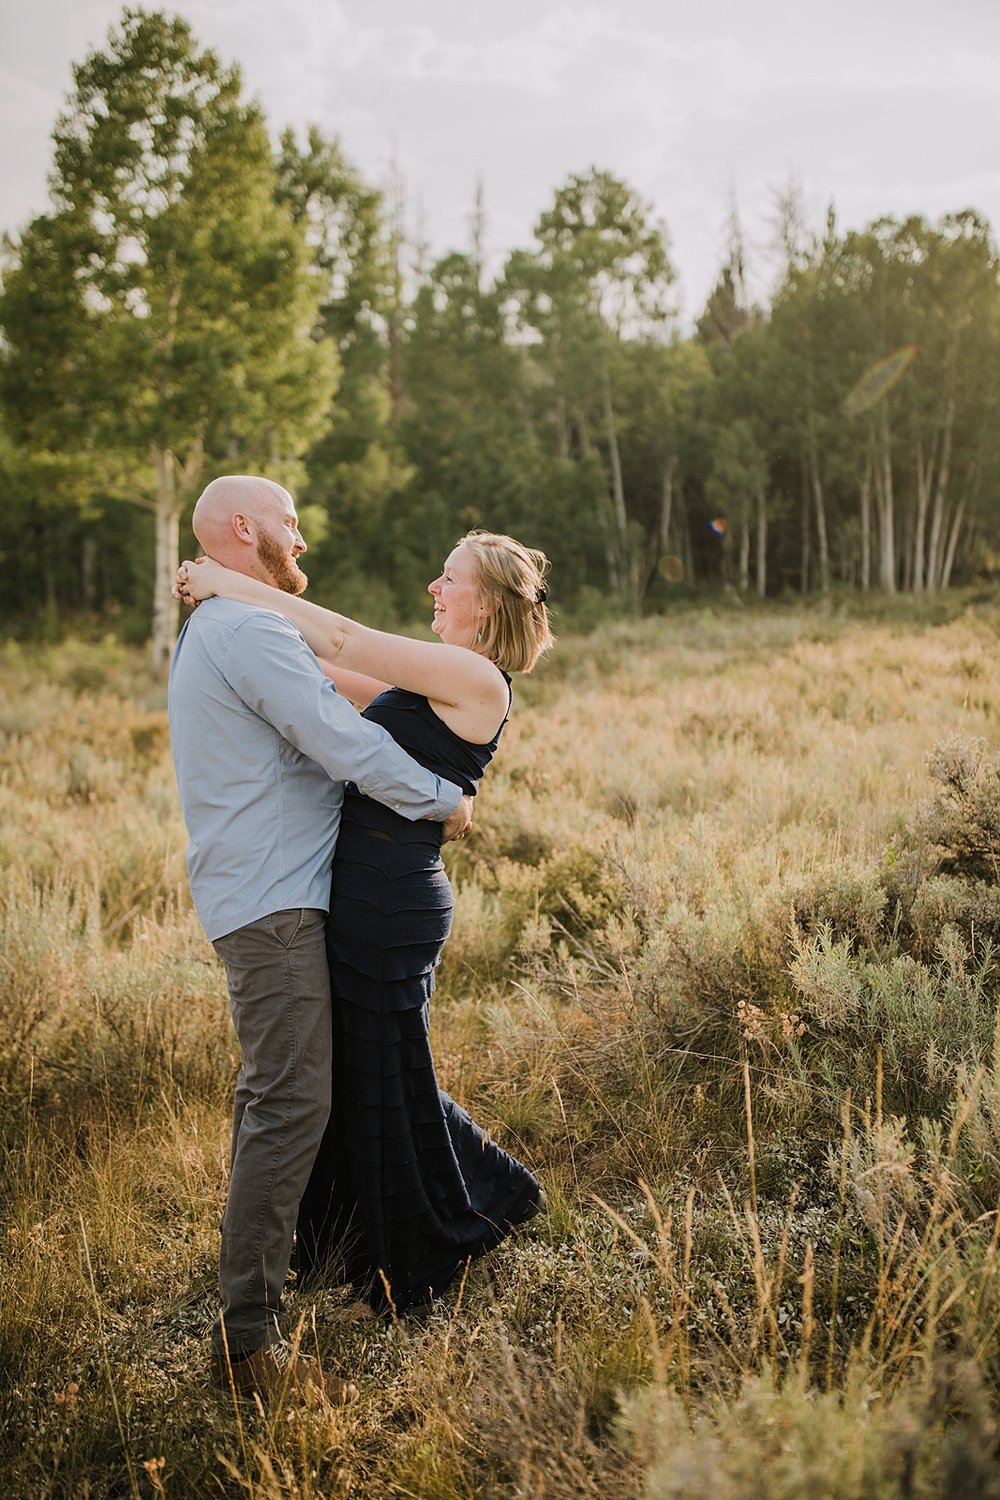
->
[[442, 794, 474, 843]]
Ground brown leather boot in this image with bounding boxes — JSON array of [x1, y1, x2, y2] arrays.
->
[[210, 1342, 358, 1405]]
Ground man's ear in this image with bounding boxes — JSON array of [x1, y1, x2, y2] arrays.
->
[[231, 511, 254, 544]]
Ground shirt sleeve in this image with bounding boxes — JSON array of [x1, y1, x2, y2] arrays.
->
[[221, 609, 462, 822]]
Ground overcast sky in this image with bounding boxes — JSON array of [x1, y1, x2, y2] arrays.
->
[[4, 0, 1000, 321]]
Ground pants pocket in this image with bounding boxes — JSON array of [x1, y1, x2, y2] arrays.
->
[[265, 908, 322, 949]]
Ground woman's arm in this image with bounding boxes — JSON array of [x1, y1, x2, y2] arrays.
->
[[318, 659, 390, 709], [178, 557, 508, 741]]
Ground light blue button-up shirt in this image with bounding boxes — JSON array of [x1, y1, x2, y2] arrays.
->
[[168, 599, 461, 941]]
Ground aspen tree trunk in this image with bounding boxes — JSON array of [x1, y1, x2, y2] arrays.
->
[[601, 366, 631, 596], [812, 471, 829, 594], [150, 265, 184, 677], [926, 395, 955, 590], [644, 455, 677, 594], [387, 196, 405, 423], [803, 414, 827, 594], [659, 456, 676, 552], [901, 508, 914, 592], [876, 409, 897, 593], [809, 442, 830, 594], [150, 438, 204, 678], [800, 463, 811, 595], [739, 516, 750, 591], [941, 496, 965, 589], [678, 484, 695, 585], [756, 489, 767, 598], [151, 444, 180, 680], [912, 440, 934, 592], [580, 411, 621, 595], [860, 465, 872, 594], [803, 323, 828, 593]]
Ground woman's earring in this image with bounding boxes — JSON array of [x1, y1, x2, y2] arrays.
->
[[476, 630, 483, 643]]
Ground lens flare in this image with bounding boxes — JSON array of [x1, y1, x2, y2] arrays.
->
[[844, 345, 916, 416], [709, 517, 728, 536], [658, 554, 685, 583]]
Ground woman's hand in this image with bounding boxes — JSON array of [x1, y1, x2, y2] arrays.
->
[[173, 557, 227, 605]]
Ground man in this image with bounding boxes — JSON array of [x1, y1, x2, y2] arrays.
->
[[168, 475, 471, 1403]]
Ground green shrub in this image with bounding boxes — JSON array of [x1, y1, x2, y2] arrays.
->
[[915, 735, 1000, 884]]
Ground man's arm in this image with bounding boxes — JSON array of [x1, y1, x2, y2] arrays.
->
[[223, 610, 464, 823]]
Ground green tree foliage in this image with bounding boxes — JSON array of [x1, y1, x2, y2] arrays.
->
[[0, 210, 133, 624], [393, 249, 565, 606], [505, 168, 682, 601], [274, 126, 406, 617], [705, 420, 769, 595], [0, 8, 336, 669], [762, 210, 1000, 596]]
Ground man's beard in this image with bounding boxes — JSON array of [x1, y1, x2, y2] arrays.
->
[[255, 530, 308, 595]]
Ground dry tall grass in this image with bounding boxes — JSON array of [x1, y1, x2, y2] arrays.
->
[[2, 602, 1000, 1497]]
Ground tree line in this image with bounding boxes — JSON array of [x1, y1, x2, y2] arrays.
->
[[2, 8, 999, 668]]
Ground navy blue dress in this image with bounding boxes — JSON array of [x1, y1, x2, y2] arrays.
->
[[295, 683, 541, 1314]]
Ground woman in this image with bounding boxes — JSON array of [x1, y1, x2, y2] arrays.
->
[[177, 531, 553, 1315]]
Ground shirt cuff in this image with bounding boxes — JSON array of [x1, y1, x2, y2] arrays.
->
[[434, 778, 463, 820]]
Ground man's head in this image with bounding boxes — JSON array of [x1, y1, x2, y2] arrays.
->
[[192, 476, 309, 595]]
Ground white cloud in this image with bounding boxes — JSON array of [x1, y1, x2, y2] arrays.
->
[[837, 49, 1000, 94], [331, 12, 610, 95], [0, 68, 61, 131]]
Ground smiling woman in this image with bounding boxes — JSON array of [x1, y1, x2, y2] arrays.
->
[[429, 543, 483, 648], [430, 531, 553, 674]]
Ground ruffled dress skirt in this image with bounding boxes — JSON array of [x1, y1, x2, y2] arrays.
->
[[296, 797, 541, 1314]]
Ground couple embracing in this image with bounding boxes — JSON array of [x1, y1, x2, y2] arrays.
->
[[168, 475, 552, 1403]]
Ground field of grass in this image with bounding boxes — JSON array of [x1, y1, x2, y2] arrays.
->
[[3, 600, 1000, 1497]]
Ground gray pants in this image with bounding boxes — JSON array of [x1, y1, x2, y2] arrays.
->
[[211, 908, 332, 1359]]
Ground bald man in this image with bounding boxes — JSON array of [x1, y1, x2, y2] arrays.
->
[[168, 476, 471, 1402]]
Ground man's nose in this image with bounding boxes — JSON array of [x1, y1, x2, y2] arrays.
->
[[428, 575, 442, 595], [293, 533, 307, 555]]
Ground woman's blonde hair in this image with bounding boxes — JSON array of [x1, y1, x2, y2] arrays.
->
[[459, 530, 554, 674]]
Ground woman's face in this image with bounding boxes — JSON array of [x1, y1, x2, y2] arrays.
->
[[428, 543, 484, 648]]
